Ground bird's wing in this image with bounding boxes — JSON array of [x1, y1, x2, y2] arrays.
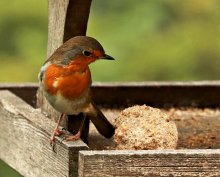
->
[[38, 61, 51, 82]]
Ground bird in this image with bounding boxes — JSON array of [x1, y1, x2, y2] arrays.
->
[[38, 36, 115, 146]]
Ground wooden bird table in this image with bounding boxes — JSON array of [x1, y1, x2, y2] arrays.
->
[[0, 0, 220, 176], [0, 82, 220, 176]]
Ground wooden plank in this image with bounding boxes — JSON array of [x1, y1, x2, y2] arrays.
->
[[0, 90, 88, 177], [0, 83, 220, 150], [79, 150, 220, 177], [1, 84, 220, 176], [0, 83, 38, 107], [3, 81, 220, 107], [91, 81, 220, 108]]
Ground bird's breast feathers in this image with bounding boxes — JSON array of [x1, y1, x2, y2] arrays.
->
[[39, 62, 92, 114], [42, 63, 91, 99]]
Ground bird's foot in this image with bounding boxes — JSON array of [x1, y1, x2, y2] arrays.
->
[[50, 136, 55, 146], [53, 128, 65, 136], [63, 131, 81, 141], [50, 128, 66, 151]]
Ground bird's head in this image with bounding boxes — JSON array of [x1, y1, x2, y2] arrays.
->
[[49, 36, 114, 66]]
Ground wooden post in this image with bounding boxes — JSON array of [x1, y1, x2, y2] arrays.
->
[[47, 0, 92, 57], [37, 0, 92, 142]]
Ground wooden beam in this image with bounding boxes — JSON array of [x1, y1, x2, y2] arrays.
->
[[0, 90, 88, 177], [0, 83, 38, 107], [63, 0, 92, 42], [47, 0, 68, 58], [3, 81, 220, 108], [47, 0, 92, 58], [79, 150, 220, 177], [91, 81, 220, 108]]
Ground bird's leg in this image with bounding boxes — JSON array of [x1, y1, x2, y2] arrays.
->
[[50, 113, 65, 146], [65, 114, 86, 141]]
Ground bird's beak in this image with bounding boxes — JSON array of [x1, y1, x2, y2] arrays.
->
[[99, 54, 115, 60]]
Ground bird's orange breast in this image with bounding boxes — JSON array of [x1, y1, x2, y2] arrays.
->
[[44, 64, 91, 100]]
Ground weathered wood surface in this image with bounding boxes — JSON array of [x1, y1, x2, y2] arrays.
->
[[47, 0, 68, 58], [0, 83, 38, 107], [0, 83, 220, 150], [0, 90, 88, 177], [47, 0, 92, 57], [79, 150, 220, 177], [63, 0, 92, 42], [1, 84, 220, 176]]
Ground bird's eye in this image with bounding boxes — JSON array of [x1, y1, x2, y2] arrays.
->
[[83, 51, 92, 57]]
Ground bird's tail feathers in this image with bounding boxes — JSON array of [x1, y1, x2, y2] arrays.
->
[[89, 103, 115, 138]]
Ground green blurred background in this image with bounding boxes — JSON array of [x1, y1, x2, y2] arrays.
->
[[1, 0, 220, 83], [0, 0, 220, 176]]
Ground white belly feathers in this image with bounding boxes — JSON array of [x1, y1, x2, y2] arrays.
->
[[44, 89, 92, 115]]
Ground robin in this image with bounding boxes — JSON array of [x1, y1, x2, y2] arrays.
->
[[39, 36, 115, 146]]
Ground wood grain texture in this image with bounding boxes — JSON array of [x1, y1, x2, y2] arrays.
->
[[0, 83, 38, 107], [1, 84, 220, 176], [47, 0, 69, 57], [0, 90, 88, 177], [79, 150, 220, 177], [47, 0, 92, 57], [1, 84, 219, 150], [63, 0, 92, 42]]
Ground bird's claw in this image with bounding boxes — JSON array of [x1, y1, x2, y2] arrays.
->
[[63, 131, 81, 141], [50, 129, 80, 152], [50, 128, 65, 152], [50, 137, 56, 152], [53, 128, 64, 136], [61, 127, 67, 131], [61, 131, 81, 143]]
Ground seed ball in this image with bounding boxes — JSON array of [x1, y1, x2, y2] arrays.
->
[[114, 105, 178, 150]]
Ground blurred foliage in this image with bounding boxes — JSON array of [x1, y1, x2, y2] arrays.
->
[[0, 0, 220, 82], [0, 0, 47, 82], [88, 0, 220, 81]]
